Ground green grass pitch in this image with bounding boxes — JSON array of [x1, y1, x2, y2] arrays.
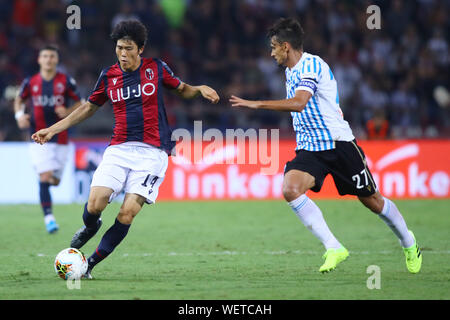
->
[[0, 199, 449, 300]]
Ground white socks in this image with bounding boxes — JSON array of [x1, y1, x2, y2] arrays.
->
[[288, 194, 414, 250], [288, 194, 342, 250], [44, 214, 56, 225], [378, 197, 415, 248]]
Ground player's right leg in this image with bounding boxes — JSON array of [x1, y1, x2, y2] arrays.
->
[[70, 186, 112, 249], [283, 168, 348, 273], [38, 171, 59, 233], [359, 192, 422, 273]]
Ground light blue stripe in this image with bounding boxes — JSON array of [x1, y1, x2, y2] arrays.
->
[[305, 103, 325, 150], [313, 57, 317, 73], [311, 96, 333, 149], [303, 105, 321, 151]]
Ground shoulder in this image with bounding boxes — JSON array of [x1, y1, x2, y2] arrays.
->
[[299, 52, 326, 82], [95, 64, 119, 80], [151, 58, 170, 69], [29, 73, 41, 83], [24, 73, 42, 89], [141, 57, 155, 65], [55, 72, 75, 85]]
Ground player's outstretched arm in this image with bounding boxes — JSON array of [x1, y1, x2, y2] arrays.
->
[[174, 82, 220, 104], [32, 101, 99, 144], [230, 89, 312, 112]]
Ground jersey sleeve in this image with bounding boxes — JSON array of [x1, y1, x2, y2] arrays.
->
[[159, 60, 181, 89], [65, 75, 81, 102], [88, 70, 108, 107], [17, 77, 31, 99], [296, 57, 322, 95]]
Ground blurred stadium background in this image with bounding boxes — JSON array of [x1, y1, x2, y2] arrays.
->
[[0, 0, 449, 203], [1, 0, 449, 140]]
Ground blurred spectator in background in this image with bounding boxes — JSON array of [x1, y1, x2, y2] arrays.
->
[[365, 109, 390, 140], [0, 0, 448, 141]]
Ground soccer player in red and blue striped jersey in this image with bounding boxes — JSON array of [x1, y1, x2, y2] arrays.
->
[[88, 54, 182, 151], [32, 20, 219, 278], [15, 45, 82, 233]]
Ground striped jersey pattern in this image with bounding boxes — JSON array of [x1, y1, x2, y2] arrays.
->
[[88, 58, 181, 153], [18, 72, 81, 144], [285, 52, 354, 151]]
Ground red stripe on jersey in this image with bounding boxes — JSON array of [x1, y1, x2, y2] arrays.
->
[[161, 62, 181, 89], [88, 70, 108, 106], [31, 75, 47, 131], [140, 58, 161, 147], [57, 129, 68, 144], [107, 65, 128, 145]]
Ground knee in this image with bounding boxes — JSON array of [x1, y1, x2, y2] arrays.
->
[[87, 196, 109, 214], [282, 184, 305, 202], [39, 172, 53, 184], [117, 206, 137, 225], [360, 193, 385, 214]]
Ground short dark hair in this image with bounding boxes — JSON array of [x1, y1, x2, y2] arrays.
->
[[267, 18, 304, 50], [39, 44, 59, 54], [110, 20, 148, 49]]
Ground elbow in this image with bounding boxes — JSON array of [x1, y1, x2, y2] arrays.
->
[[294, 102, 307, 113]]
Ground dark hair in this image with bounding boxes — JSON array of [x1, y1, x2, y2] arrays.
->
[[267, 18, 304, 50], [110, 20, 148, 49], [39, 44, 59, 54]]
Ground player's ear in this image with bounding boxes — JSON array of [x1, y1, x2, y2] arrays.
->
[[138, 47, 144, 56]]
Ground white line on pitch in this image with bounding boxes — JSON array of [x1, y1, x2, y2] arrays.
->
[[33, 250, 450, 257]]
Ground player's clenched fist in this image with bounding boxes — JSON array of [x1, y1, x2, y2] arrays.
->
[[32, 128, 54, 145]]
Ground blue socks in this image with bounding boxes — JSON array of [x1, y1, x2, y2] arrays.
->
[[88, 218, 131, 269], [39, 182, 52, 216]]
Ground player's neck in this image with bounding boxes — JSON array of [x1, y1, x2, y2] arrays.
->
[[286, 50, 303, 69], [120, 56, 142, 72], [40, 69, 57, 81]]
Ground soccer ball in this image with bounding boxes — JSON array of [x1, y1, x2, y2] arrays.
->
[[54, 248, 88, 280]]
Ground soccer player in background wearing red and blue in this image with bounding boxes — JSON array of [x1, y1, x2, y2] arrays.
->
[[14, 45, 82, 233], [32, 20, 219, 278]]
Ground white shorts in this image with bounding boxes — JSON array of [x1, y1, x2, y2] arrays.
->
[[91, 142, 168, 204], [29, 142, 69, 179]]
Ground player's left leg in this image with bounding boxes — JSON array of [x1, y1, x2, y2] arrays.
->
[[30, 142, 68, 233], [359, 192, 422, 273], [283, 150, 349, 273], [85, 193, 146, 277]]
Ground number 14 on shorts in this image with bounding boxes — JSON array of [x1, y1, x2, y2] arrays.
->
[[141, 174, 159, 195]]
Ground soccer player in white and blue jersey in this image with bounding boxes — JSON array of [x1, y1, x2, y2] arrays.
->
[[230, 18, 422, 274]]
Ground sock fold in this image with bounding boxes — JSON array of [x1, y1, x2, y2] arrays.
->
[[83, 202, 101, 229], [288, 194, 342, 250], [379, 197, 415, 248], [88, 218, 130, 268]]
